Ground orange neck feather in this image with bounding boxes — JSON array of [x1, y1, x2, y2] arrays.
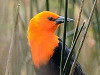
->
[[27, 30, 59, 68]]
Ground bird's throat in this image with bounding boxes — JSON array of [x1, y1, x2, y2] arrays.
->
[[28, 32, 59, 68]]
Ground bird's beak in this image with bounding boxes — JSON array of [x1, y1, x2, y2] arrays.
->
[[55, 16, 73, 24]]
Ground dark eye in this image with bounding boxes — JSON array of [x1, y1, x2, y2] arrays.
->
[[48, 17, 56, 21]]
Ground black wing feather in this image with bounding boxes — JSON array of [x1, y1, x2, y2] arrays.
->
[[51, 38, 85, 75]]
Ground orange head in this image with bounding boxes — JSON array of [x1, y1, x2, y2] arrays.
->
[[27, 11, 73, 68]]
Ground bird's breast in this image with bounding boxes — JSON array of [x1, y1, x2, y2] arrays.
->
[[27, 32, 59, 68]]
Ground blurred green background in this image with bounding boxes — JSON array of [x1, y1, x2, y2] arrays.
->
[[0, 0, 100, 75]]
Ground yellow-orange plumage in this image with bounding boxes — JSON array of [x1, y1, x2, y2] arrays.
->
[[27, 11, 60, 68]]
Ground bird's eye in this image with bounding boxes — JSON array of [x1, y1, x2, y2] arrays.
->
[[48, 17, 56, 21]]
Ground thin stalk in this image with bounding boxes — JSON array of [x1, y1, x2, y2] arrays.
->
[[71, 0, 84, 48], [58, 0, 62, 15], [57, 0, 63, 36], [19, 12, 26, 30], [69, 21, 86, 75], [5, 4, 20, 75], [60, 0, 68, 75], [30, 0, 34, 18], [23, 0, 27, 24], [46, 0, 49, 11], [63, 21, 85, 75], [63, 0, 84, 74], [35, 0, 39, 12], [66, 0, 75, 47], [93, 4, 99, 26], [69, 0, 97, 74]]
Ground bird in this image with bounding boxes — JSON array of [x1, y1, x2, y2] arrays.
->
[[27, 11, 85, 75]]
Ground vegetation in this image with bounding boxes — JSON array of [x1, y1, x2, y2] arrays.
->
[[0, 0, 100, 75]]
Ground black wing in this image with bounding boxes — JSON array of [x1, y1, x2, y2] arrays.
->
[[51, 38, 85, 75]]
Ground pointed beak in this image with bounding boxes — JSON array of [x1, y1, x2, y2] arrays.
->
[[55, 16, 73, 24]]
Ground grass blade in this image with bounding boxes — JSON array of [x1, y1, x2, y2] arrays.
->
[[57, 0, 63, 36], [35, 0, 39, 12], [69, 0, 97, 74], [46, 0, 50, 11], [63, 21, 85, 75], [63, 0, 84, 74], [60, 0, 68, 75], [69, 21, 86, 75], [71, 0, 84, 46], [30, 0, 34, 18]]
